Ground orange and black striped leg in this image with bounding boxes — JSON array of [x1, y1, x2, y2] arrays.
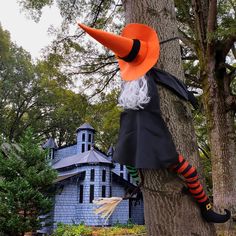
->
[[171, 155, 208, 204], [170, 154, 231, 223]]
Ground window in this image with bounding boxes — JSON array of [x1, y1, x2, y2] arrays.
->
[[127, 173, 130, 182], [90, 185, 94, 203], [82, 133, 85, 142], [90, 169, 95, 181], [88, 144, 91, 150], [102, 169, 106, 182], [82, 143, 85, 153], [120, 173, 124, 178], [120, 164, 124, 171], [79, 185, 83, 203], [88, 133, 92, 142], [102, 186, 106, 197]]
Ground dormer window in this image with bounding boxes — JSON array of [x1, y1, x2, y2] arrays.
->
[[82, 133, 85, 142]]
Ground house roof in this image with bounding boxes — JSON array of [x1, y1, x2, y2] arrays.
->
[[52, 148, 112, 169], [42, 137, 58, 149], [53, 171, 86, 183], [112, 172, 136, 190], [107, 145, 114, 156], [76, 123, 95, 132]]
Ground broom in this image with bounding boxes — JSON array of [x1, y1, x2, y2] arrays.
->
[[93, 185, 141, 223], [93, 197, 123, 223]]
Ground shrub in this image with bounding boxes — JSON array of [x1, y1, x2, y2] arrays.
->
[[52, 223, 93, 236], [53, 223, 146, 236]]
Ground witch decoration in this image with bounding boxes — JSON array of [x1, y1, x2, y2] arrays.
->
[[78, 23, 231, 223]]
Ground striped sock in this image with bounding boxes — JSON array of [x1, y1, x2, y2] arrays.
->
[[172, 155, 208, 204], [126, 165, 140, 184]]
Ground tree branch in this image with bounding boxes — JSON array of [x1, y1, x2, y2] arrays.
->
[[182, 55, 198, 60], [221, 36, 236, 59], [80, 61, 118, 74], [221, 62, 236, 72], [207, 0, 217, 34], [225, 95, 236, 111], [88, 68, 119, 99], [192, 0, 208, 52], [185, 73, 202, 88], [232, 44, 236, 59], [178, 32, 195, 51], [91, 0, 106, 27]]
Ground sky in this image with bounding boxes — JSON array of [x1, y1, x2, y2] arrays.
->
[[0, 0, 62, 59]]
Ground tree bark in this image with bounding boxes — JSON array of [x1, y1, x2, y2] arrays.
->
[[202, 50, 236, 236], [123, 0, 216, 235], [192, 0, 236, 234]]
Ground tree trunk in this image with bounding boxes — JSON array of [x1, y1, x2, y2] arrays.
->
[[202, 60, 236, 236], [192, 0, 236, 234], [123, 0, 216, 235]]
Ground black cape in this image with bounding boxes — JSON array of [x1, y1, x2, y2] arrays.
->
[[113, 68, 197, 169]]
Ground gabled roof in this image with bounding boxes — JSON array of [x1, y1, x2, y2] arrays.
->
[[112, 172, 136, 190], [52, 148, 112, 169], [76, 123, 95, 132], [42, 137, 58, 149]]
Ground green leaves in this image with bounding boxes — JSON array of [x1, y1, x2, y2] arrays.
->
[[85, 89, 121, 151], [0, 24, 90, 145], [17, 0, 54, 22], [0, 129, 57, 236]]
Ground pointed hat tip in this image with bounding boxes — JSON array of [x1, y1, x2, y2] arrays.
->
[[78, 23, 93, 32], [77, 22, 85, 29]]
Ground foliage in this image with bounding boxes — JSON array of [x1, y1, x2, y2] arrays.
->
[[86, 90, 121, 151], [17, 0, 54, 22], [17, 0, 124, 99], [52, 223, 146, 236], [0, 21, 121, 152], [92, 225, 146, 236], [0, 24, 90, 146], [16, 1, 236, 100], [52, 223, 93, 236], [193, 103, 213, 193], [0, 129, 57, 236]]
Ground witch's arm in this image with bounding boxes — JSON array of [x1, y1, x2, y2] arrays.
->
[[146, 68, 199, 109]]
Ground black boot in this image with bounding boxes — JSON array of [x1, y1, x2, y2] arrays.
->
[[200, 201, 231, 223]]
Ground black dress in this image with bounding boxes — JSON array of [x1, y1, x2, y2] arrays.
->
[[113, 68, 197, 169]]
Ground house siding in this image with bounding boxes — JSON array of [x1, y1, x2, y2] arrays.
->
[[53, 182, 77, 225], [47, 123, 144, 232], [110, 182, 129, 225], [53, 165, 112, 226], [130, 199, 145, 225]]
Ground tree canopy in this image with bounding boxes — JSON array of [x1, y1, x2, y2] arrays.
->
[[0, 129, 57, 236]]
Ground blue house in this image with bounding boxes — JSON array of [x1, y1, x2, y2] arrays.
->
[[43, 123, 144, 229]]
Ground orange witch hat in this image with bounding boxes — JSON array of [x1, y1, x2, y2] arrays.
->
[[78, 23, 160, 81]]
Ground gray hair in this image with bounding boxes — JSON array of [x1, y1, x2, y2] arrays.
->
[[118, 76, 150, 110]]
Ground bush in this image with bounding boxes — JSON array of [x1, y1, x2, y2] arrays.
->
[[93, 225, 146, 235], [52, 223, 146, 236], [52, 223, 93, 236]]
